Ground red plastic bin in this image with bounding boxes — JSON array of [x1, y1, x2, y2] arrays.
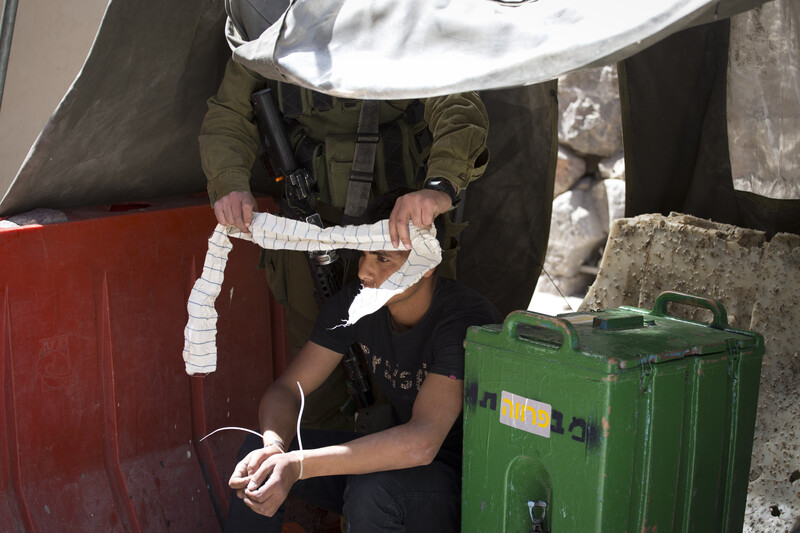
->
[[0, 194, 288, 532]]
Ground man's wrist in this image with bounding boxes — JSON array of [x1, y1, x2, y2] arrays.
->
[[264, 440, 285, 453], [293, 450, 304, 480], [262, 431, 285, 453]]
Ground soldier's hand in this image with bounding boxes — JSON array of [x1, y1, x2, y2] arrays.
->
[[213, 191, 257, 233], [389, 189, 452, 250]]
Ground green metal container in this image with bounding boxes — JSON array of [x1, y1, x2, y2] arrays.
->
[[462, 291, 764, 533]]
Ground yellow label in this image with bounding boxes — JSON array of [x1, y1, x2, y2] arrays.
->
[[499, 390, 551, 438]]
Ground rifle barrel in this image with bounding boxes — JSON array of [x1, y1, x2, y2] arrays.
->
[[251, 88, 298, 175]]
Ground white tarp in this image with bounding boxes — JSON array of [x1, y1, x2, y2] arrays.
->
[[728, 0, 800, 199], [229, 0, 763, 99]]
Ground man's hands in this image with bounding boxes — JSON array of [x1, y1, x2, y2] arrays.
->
[[229, 447, 303, 517], [213, 191, 257, 233], [214, 187, 451, 246], [389, 189, 452, 250]]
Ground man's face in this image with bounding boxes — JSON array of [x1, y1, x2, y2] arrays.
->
[[358, 250, 411, 289]]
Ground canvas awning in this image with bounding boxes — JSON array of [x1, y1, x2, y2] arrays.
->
[[230, 0, 764, 99]]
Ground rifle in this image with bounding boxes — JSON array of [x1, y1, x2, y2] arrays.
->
[[251, 88, 374, 411]]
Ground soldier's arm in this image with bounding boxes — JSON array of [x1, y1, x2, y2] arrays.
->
[[389, 92, 490, 248], [199, 58, 265, 230]]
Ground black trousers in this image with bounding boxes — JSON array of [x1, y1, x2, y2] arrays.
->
[[223, 430, 461, 532]]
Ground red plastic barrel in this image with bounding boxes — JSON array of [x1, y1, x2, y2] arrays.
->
[[0, 194, 288, 532]]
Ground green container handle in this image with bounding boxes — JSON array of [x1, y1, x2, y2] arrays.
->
[[651, 291, 729, 330], [503, 310, 580, 352]]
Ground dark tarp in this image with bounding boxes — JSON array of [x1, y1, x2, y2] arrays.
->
[[0, 0, 229, 216], [621, 18, 800, 238], [458, 82, 559, 315]]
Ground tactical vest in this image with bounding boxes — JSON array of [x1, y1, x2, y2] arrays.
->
[[270, 81, 433, 213]]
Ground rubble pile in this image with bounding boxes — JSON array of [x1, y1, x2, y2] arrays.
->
[[532, 65, 626, 310]]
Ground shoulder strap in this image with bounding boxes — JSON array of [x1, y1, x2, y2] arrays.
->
[[343, 100, 380, 222]]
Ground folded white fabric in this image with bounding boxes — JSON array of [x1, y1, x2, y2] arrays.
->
[[183, 212, 441, 375]]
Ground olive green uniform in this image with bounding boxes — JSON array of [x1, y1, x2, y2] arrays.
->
[[199, 58, 489, 430]]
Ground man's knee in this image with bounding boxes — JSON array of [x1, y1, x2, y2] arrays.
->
[[342, 472, 404, 530], [342, 469, 460, 532]]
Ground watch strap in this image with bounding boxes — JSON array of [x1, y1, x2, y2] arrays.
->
[[423, 177, 459, 205]]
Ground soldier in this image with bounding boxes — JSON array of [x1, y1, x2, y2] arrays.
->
[[200, 0, 490, 430]]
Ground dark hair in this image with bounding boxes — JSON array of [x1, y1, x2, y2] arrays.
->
[[358, 188, 447, 250]]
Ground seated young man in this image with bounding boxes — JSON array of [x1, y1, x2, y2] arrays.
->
[[225, 193, 502, 532]]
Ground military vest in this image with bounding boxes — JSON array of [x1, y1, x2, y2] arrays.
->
[[270, 81, 433, 211]]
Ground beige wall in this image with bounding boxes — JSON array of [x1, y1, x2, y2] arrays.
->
[[0, 0, 109, 198]]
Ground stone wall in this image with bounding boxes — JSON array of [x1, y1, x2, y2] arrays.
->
[[531, 65, 626, 311]]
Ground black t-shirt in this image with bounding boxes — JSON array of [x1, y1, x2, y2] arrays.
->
[[310, 277, 502, 466]]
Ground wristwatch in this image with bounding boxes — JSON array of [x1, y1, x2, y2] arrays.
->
[[423, 177, 460, 206]]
